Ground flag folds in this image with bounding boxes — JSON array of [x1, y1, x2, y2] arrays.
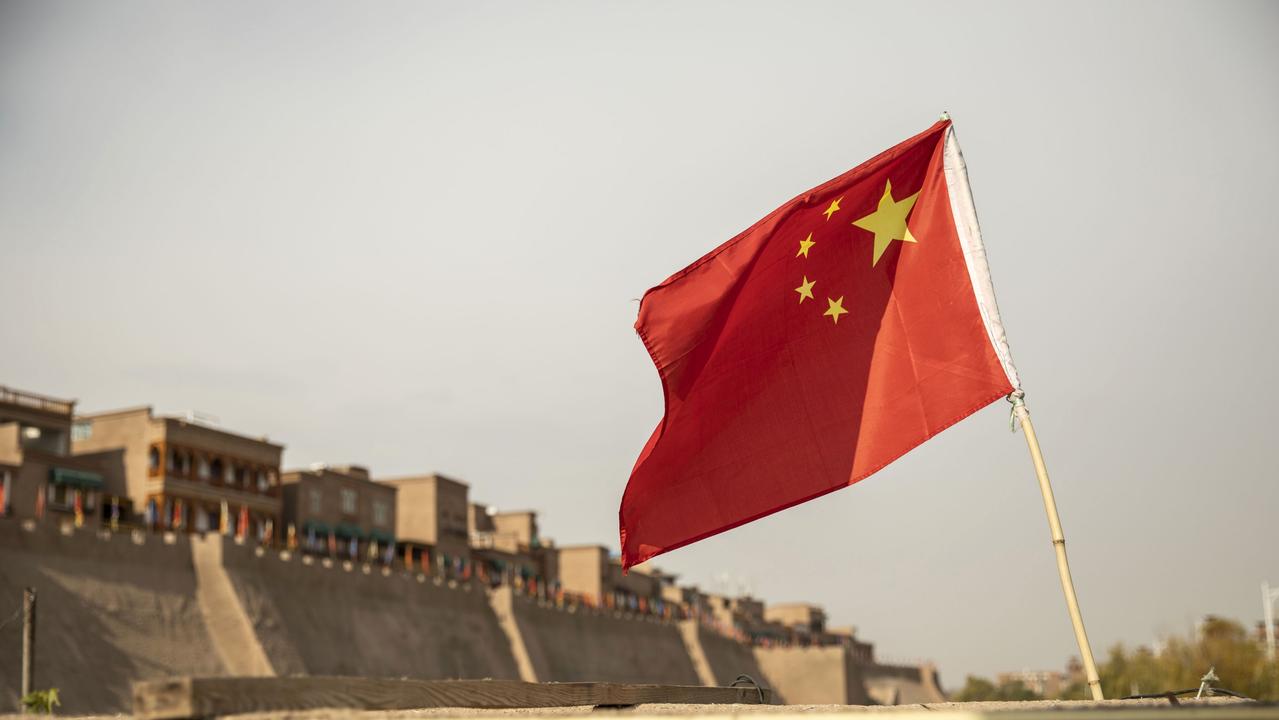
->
[[621, 119, 1020, 569]]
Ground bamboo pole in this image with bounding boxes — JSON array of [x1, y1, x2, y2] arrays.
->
[[1011, 394, 1104, 700]]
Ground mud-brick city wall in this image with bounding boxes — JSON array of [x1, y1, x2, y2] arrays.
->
[[681, 621, 782, 700], [0, 519, 225, 714], [753, 645, 872, 705], [504, 590, 701, 684], [0, 518, 918, 713], [219, 537, 521, 680]]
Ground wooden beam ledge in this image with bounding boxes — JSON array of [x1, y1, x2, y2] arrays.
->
[[132, 676, 773, 719]]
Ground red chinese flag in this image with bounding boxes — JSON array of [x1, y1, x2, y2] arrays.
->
[[621, 119, 1022, 568]]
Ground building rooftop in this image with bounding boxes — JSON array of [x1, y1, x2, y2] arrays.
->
[[295, 463, 371, 480], [0, 385, 75, 416], [283, 464, 384, 483], [76, 405, 284, 449], [74, 405, 152, 420], [378, 472, 469, 488], [767, 602, 827, 612]]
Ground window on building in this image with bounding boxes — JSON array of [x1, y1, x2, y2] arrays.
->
[[46, 482, 72, 509], [176, 451, 190, 476], [198, 457, 210, 481], [372, 499, 389, 527], [256, 470, 268, 492], [71, 422, 92, 442], [309, 489, 322, 514], [224, 464, 235, 485], [149, 447, 161, 473], [167, 448, 177, 473], [210, 458, 224, 483], [340, 488, 357, 514]]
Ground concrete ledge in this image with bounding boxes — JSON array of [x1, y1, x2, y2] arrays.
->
[[173, 697, 1267, 719], [10, 699, 1263, 720]]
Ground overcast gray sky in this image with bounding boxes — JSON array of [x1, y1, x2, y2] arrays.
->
[[2, 0, 1277, 685]]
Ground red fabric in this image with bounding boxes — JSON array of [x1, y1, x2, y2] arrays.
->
[[620, 120, 1013, 569]]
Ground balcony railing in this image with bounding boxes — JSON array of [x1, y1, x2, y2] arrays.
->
[[0, 385, 74, 415]]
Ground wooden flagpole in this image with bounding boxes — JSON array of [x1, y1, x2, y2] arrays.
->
[[1010, 393, 1104, 700]]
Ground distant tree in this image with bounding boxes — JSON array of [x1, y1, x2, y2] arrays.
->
[[951, 676, 1042, 702], [994, 680, 1041, 701], [1055, 680, 1088, 701], [1095, 617, 1278, 701], [952, 675, 998, 702], [956, 617, 1279, 704]]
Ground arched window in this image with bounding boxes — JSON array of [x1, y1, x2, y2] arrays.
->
[[149, 446, 161, 473]]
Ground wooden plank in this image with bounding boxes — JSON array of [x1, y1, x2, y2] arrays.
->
[[132, 677, 773, 719]]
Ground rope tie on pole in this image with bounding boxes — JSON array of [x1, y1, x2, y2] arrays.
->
[[1007, 390, 1026, 432]]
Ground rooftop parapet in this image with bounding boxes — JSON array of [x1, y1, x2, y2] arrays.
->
[[0, 385, 75, 416]]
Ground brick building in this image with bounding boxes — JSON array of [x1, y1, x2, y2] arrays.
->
[[556, 545, 675, 609], [72, 406, 282, 538], [0, 385, 124, 524], [468, 504, 557, 589], [377, 473, 470, 573], [281, 464, 395, 559], [766, 602, 828, 640]]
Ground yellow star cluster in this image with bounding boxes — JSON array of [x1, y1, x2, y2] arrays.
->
[[792, 180, 920, 324]]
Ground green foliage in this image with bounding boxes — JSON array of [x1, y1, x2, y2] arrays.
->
[[995, 680, 1042, 701], [952, 617, 1279, 704], [1054, 680, 1088, 701], [951, 675, 1042, 702], [952, 675, 997, 701], [21, 688, 60, 715], [1099, 617, 1278, 701]]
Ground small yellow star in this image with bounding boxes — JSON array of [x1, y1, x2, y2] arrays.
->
[[824, 296, 848, 324], [796, 233, 815, 258], [852, 179, 920, 266], [823, 197, 842, 220], [794, 276, 815, 303]]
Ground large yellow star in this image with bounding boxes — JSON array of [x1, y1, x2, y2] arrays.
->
[[852, 179, 919, 266], [823, 197, 842, 220], [794, 276, 815, 303], [796, 233, 815, 258], [823, 296, 847, 324]]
